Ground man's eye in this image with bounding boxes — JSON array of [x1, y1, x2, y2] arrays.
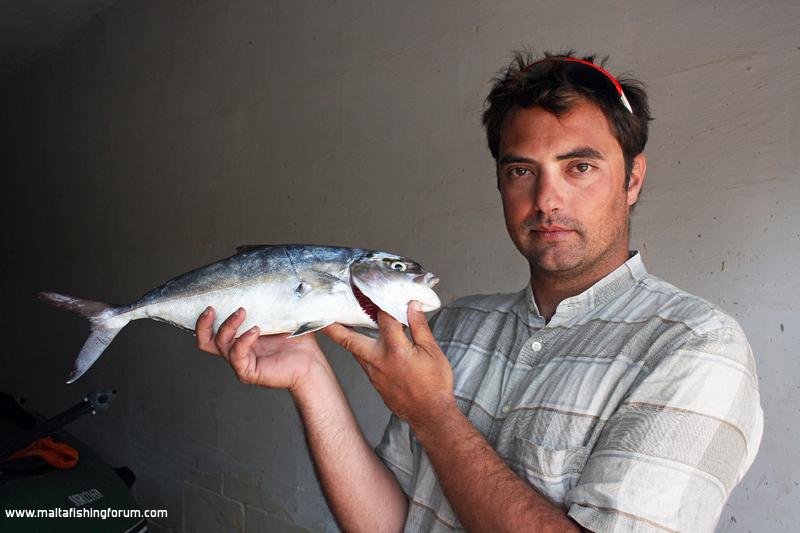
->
[[574, 162, 591, 173], [508, 167, 530, 177]]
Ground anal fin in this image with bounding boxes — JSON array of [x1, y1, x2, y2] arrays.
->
[[289, 321, 333, 337]]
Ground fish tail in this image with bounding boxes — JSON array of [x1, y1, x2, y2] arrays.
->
[[35, 291, 130, 383]]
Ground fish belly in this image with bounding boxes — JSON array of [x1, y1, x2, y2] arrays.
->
[[133, 281, 374, 336]]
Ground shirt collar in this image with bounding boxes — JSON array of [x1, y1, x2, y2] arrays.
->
[[520, 251, 647, 324]]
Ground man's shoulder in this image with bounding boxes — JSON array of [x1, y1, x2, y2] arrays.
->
[[625, 272, 760, 384], [430, 290, 525, 339], [444, 290, 524, 314], [630, 272, 745, 338]]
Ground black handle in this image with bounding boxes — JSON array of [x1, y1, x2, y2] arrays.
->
[[0, 389, 116, 460]]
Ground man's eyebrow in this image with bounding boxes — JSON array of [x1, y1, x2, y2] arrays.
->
[[498, 154, 536, 166], [556, 147, 605, 160], [498, 148, 605, 166]]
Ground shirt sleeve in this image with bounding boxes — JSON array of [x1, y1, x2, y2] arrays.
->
[[565, 323, 764, 533]]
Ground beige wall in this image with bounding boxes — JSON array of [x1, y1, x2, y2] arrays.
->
[[1, 1, 797, 531]]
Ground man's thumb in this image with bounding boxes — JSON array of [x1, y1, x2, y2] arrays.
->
[[407, 301, 435, 347]]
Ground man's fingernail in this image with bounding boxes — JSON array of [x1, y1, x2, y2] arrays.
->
[[236, 308, 244, 316], [410, 301, 422, 312], [249, 326, 259, 335], [202, 306, 211, 316]]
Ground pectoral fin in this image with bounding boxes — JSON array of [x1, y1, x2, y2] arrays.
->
[[289, 321, 333, 337], [294, 282, 312, 297], [292, 271, 347, 299]]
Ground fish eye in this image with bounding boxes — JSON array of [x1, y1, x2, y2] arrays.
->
[[390, 261, 407, 272]]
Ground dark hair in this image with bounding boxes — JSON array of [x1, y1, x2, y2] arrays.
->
[[482, 50, 652, 185]]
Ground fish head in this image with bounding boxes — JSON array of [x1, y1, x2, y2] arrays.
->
[[350, 252, 441, 326]]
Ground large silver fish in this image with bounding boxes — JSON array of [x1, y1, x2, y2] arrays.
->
[[37, 244, 441, 383]]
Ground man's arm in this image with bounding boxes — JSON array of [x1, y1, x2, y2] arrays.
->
[[195, 307, 408, 533], [415, 399, 585, 532], [565, 322, 763, 533], [324, 304, 586, 533], [290, 359, 408, 532]]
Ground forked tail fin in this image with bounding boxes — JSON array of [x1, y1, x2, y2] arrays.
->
[[35, 292, 130, 383]]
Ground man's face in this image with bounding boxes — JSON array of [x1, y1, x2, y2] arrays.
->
[[497, 98, 645, 281]]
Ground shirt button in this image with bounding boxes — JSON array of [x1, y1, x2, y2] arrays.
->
[[531, 341, 542, 352], [502, 404, 511, 414]]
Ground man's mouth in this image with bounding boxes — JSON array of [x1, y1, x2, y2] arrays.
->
[[532, 226, 574, 240], [351, 282, 379, 323]]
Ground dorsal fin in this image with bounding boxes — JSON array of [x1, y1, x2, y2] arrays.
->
[[235, 244, 271, 254]]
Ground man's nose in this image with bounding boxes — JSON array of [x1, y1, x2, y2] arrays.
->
[[532, 169, 564, 214]]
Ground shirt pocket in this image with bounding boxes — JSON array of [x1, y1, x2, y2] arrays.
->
[[507, 436, 590, 506]]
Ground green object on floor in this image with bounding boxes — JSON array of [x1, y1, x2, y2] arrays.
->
[[0, 395, 146, 533]]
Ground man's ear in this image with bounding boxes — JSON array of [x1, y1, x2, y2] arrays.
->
[[627, 153, 646, 206]]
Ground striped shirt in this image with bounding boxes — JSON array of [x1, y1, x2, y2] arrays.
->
[[375, 252, 763, 533]]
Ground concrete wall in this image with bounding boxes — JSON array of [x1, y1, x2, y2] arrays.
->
[[1, 1, 797, 531]]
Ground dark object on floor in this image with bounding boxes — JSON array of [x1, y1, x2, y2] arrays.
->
[[0, 391, 146, 533]]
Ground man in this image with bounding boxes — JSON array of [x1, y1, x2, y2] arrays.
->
[[194, 51, 763, 532]]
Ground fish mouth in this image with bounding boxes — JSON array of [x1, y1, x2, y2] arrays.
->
[[415, 272, 440, 287], [351, 282, 379, 324]]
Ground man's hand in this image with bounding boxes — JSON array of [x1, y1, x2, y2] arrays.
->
[[195, 306, 326, 393], [322, 301, 455, 427]]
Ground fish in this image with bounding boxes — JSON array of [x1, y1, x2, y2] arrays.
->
[[36, 244, 441, 383]]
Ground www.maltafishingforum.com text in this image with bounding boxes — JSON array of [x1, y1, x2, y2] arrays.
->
[[5, 507, 167, 519]]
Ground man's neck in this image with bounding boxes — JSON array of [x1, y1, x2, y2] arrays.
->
[[530, 250, 631, 322]]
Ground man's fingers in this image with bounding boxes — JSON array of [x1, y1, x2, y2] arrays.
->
[[195, 306, 220, 355], [321, 323, 378, 363], [354, 358, 374, 377], [407, 301, 436, 348], [215, 308, 246, 360], [229, 326, 260, 383], [377, 309, 411, 352]]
